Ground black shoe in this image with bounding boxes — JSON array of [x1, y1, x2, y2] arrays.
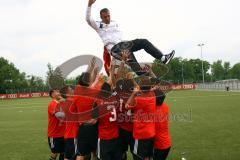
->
[[163, 50, 175, 64]]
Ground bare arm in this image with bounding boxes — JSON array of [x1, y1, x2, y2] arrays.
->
[[90, 73, 104, 88], [125, 86, 140, 109], [107, 60, 118, 88], [86, 0, 99, 30], [87, 57, 96, 73], [116, 50, 129, 79]]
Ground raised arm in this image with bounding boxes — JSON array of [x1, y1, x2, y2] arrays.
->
[[86, 0, 99, 30], [125, 86, 140, 109], [116, 50, 129, 79]]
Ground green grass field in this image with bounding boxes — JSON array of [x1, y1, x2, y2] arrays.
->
[[0, 90, 240, 160]]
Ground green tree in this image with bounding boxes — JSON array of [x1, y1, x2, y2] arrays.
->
[[46, 63, 65, 89], [223, 62, 231, 79], [211, 60, 224, 81], [230, 63, 240, 79], [0, 57, 28, 93], [185, 59, 210, 83]]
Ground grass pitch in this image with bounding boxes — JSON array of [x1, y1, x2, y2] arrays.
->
[[0, 90, 240, 160]]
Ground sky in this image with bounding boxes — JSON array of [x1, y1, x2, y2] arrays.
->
[[0, 0, 240, 78]]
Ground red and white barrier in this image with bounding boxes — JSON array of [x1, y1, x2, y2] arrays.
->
[[0, 92, 49, 100], [171, 83, 196, 90], [0, 84, 196, 100]]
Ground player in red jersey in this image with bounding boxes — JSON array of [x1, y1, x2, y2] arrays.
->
[[153, 89, 171, 160], [74, 72, 101, 160], [115, 79, 135, 160], [58, 86, 78, 160], [47, 89, 65, 160], [93, 82, 122, 160], [126, 77, 156, 160]]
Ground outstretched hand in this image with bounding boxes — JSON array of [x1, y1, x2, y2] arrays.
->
[[121, 50, 130, 62], [88, 0, 96, 6]]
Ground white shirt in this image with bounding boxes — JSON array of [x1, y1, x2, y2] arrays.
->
[[86, 6, 123, 52]]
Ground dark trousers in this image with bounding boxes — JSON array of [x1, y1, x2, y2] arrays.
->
[[153, 147, 171, 160], [111, 39, 163, 75]]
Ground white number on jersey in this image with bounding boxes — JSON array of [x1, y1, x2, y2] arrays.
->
[[109, 107, 117, 122]]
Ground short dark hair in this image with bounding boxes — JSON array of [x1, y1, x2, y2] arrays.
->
[[115, 79, 124, 92], [100, 82, 112, 98], [124, 79, 134, 93], [60, 86, 69, 99], [139, 77, 152, 91], [77, 72, 90, 87], [49, 89, 55, 98], [100, 8, 109, 15]]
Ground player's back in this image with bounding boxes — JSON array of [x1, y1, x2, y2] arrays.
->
[[133, 91, 156, 139], [74, 85, 98, 113], [117, 91, 133, 132], [97, 96, 119, 140], [154, 102, 171, 149]]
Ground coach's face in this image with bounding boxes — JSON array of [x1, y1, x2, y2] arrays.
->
[[101, 11, 111, 24]]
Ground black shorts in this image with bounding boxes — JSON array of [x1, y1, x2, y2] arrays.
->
[[153, 147, 171, 160], [77, 124, 98, 156], [97, 138, 122, 160], [133, 138, 154, 160], [119, 128, 134, 153], [48, 137, 65, 153], [65, 138, 77, 160]]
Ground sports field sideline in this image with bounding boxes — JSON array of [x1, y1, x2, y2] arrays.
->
[[0, 90, 240, 160]]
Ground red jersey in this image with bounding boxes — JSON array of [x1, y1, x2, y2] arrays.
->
[[97, 97, 119, 140], [73, 85, 99, 123], [48, 100, 65, 138], [117, 92, 133, 132], [154, 102, 171, 149], [56, 98, 78, 139], [130, 92, 156, 139]]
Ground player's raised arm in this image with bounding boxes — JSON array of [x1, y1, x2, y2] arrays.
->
[[86, 0, 99, 30]]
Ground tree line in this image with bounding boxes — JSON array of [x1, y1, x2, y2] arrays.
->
[[155, 58, 240, 83], [0, 57, 239, 94]]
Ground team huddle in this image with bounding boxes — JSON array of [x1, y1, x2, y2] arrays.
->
[[47, 57, 171, 160], [47, 0, 174, 159]]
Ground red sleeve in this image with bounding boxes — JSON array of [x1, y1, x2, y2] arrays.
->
[[48, 101, 57, 116]]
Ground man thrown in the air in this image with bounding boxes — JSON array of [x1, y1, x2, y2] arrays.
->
[[86, 0, 175, 75]]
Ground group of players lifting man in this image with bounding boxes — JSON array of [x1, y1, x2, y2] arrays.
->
[[47, 0, 174, 159]]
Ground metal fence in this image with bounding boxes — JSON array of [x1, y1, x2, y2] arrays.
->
[[196, 80, 240, 91]]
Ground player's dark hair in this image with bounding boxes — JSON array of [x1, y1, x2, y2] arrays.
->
[[77, 72, 90, 87], [100, 8, 109, 15], [49, 89, 55, 98], [154, 89, 166, 106], [100, 82, 112, 98], [124, 79, 135, 94], [115, 79, 124, 92], [139, 77, 152, 91], [60, 86, 69, 99]]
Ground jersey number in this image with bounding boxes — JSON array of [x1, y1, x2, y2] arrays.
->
[[109, 108, 117, 122]]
